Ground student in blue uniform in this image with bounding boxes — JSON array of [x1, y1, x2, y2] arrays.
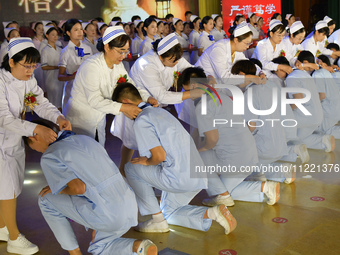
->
[[113, 83, 237, 235], [25, 125, 157, 255], [286, 51, 335, 152], [313, 55, 340, 138], [231, 60, 296, 184], [179, 67, 281, 206]]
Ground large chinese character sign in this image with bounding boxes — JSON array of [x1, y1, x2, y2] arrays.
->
[[222, 0, 281, 35]]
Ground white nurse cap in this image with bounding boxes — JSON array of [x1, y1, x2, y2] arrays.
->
[[315, 20, 328, 31], [323, 16, 333, 24], [8, 37, 35, 59], [172, 18, 181, 26], [157, 33, 179, 55], [233, 21, 251, 37], [290, 21, 304, 34], [256, 16, 263, 22], [212, 14, 219, 20], [58, 20, 67, 28], [43, 26, 54, 35], [285, 14, 293, 20], [190, 15, 198, 22], [102, 26, 126, 45], [3, 21, 13, 28], [236, 13, 243, 17], [110, 21, 119, 26], [82, 22, 90, 30], [134, 20, 143, 28], [248, 12, 255, 18], [4, 28, 16, 38], [97, 22, 107, 30], [42, 20, 52, 27], [269, 19, 283, 31]]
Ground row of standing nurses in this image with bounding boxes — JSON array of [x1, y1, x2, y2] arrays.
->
[[58, 19, 92, 110], [64, 26, 154, 147]]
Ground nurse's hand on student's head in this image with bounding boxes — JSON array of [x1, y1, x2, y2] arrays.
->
[[57, 115, 72, 131], [39, 186, 52, 197], [147, 97, 159, 107], [120, 104, 142, 120], [259, 72, 267, 81], [207, 75, 217, 87], [34, 125, 57, 144], [131, 156, 148, 165]]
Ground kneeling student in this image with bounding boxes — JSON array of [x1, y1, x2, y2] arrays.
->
[[113, 83, 237, 235]]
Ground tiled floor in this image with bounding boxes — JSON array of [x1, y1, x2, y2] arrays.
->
[[1, 116, 340, 255]]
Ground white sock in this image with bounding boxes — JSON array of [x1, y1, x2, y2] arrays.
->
[[207, 208, 217, 221], [151, 213, 165, 223]]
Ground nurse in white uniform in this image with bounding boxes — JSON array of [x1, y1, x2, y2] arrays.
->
[[211, 14, 228, 42], [154, 19, 165, 40], [41, 26, 64, 110], [58, 19, 92, 110], [195, 21, 266, 86], [245, 12, 259, 58], [173, 18, 191, 63], [1, 22, 19, 53], [139, 18, 157, 56], [252, 19, 293, 75], [113, 33, 204, 173], [0, 28, 20, 64], [0, 38, 71, 255], [131, 20, 144, 57], [82, 22, 99, 54], [189, 15, 201, 65], [63, 26, 156, 147], [281, 21, 306, 67], [197, 16, 215, 56], [302, 20, 340, 58]]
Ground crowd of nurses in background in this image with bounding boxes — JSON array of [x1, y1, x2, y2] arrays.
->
[[2, 9, 340, 255]]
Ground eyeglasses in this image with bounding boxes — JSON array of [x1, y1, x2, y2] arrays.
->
[[18, 62, 39, 70], [242, 41, 253, 47], [113, 48, 130, 56]]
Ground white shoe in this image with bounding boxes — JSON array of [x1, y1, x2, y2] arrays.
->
[[135, 219, 169, 233], [0, 226, 9, 242], [322, 135, 335, 153], [136, 239, 158, 255], [263, 181, 280, 205], [283, 164, 296, 184], [294, 144, 310, 163], [212, 205, 237, 235], [202, 195, 235, 207], [7, 234, 39, 255]]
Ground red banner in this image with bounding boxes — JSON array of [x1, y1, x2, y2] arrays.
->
[[222, 0, 282, 35]]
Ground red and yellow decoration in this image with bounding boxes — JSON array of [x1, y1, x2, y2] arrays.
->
[[21, 92, 38, 119]]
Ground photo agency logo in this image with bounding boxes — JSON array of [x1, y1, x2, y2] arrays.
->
[[199, 82, 313, 128]]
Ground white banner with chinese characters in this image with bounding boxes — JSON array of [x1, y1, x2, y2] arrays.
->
[[222, 0, 282, 35]]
